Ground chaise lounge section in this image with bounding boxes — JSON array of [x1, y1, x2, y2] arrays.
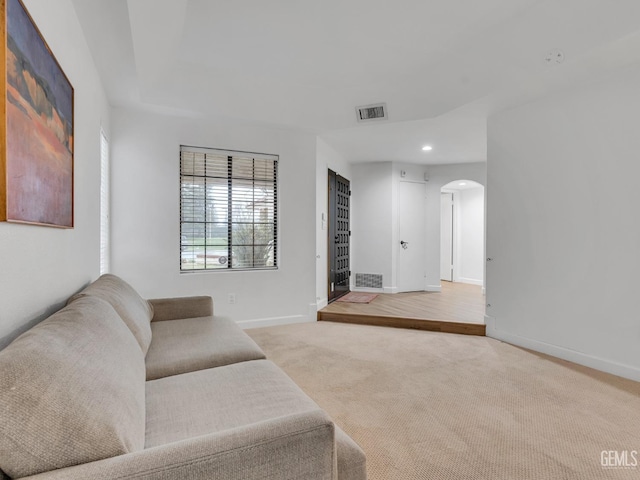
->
[[0, 274, 366, 479]]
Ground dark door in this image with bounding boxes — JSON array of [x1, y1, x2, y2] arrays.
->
[[328, 170, 350, 302]]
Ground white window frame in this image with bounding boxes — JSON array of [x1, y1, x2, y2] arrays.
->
[[179, 145, 279, 272], [99, 130, 110, 275]]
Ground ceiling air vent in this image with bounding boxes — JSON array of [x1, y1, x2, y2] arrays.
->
[[356, 103, 388, 122]]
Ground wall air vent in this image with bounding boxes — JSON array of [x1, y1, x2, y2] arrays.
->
[[355, 273, 383, 289], [356, 103, 388, 122]]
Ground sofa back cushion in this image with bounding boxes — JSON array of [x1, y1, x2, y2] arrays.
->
[[0, 296, 146, 478], [68, 274, 153, 354]]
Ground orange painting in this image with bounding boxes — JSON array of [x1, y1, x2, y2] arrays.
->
[[2, 0, 74, 227]]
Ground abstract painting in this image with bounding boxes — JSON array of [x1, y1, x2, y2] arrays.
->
[[1, 0, 74, 227]]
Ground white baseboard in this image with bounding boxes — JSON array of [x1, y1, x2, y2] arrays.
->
[[352, 287, 384, 294], [458, 277, 483, 286], [383, 286, 398, 294], [237, 315, 314, 330], [426, 284, 441, 292], [485, 315, 640, 382], [316, 298, 328, 310]]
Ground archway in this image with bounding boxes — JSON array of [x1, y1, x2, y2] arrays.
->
[[440, 180, 485, 287]]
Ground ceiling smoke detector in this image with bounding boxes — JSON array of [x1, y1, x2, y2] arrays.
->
[[356, 103, 388, 122]]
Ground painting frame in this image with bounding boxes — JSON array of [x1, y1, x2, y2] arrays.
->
[[1, 0, 74, 228]]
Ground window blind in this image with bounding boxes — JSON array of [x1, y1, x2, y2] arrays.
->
[[99, 130, 110, 274], [180, 145, 278, 271]]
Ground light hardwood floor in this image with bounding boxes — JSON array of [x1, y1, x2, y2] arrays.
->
[[318, 282, 486, 335]]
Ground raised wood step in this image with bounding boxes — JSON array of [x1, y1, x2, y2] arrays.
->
[[317, 311, 486, 336]]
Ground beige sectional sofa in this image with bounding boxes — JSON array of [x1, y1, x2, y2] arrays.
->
[[0, 274, 366, 479]]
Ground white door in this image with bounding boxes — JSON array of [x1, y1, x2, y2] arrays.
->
[[397, 181, 426, 292], [440, 193, 453, 281]]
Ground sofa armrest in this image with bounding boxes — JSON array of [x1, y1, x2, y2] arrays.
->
[[148, 296, 213, 322], [22, 410, 337, 480]]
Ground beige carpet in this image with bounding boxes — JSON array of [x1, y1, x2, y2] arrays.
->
[[247, 322, 640, 480]]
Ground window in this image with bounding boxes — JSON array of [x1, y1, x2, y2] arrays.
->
[[180, 145, 278, 271], [99, 130, 110, 275]]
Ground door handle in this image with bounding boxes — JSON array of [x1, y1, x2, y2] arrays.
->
[[400, 240, 408, 250]]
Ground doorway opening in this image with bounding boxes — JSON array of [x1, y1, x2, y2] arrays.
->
[[440, 180, 485, 288], [319, 175, 485, 333], [328, 170, 351, 303]]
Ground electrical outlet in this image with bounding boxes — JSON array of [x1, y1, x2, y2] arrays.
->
[[228, 293, 236, 304]]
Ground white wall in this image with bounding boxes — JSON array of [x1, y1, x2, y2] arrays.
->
[[457, 187, 484, 285], [316, 139, 352, 309], [350, 162, 394, 292], [425, 163, 486, 291], [110, 108, 317, 328], [487, 65, 640, 380], [0, 0, 110, 348]]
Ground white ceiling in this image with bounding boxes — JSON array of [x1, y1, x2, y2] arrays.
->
[[73, 0, 640, 164]]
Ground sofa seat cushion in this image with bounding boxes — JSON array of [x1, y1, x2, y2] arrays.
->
[[0, 297, 146, 478], [145, 360, 320, 448], [145, 316, 266, 380], [68, 274, 153, 354], [145, 360, 366, 480]]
